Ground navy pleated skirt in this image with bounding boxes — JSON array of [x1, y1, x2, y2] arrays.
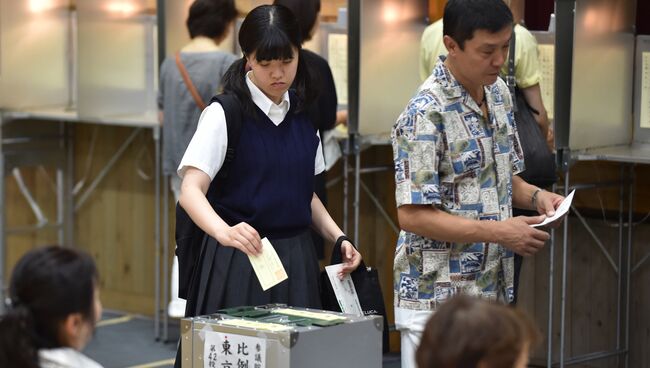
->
[[186, 229, 322, 316]]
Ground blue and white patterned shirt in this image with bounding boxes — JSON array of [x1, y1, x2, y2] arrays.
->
[[391, 58, 525, 311]]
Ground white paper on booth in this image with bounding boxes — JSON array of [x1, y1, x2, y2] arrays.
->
[[640, 52, 650, 128], [325, 263, 363, 316], [204, 330, 266, 368]]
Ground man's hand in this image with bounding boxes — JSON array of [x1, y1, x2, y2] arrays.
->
[[535, 190, 565, 229], [495, 216, 550, 256], [546, 126, 555, 152]]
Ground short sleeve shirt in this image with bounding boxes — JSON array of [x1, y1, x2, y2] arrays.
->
[[391, 58, 525, 311], [419, 21, 542, 88]]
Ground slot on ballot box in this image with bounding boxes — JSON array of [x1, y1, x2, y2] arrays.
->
[[180, 304, 382, 368]]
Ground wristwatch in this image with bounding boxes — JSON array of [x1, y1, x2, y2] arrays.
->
[[531, 188, 543, 209]]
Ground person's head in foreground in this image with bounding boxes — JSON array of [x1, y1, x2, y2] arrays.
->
[[0, 245, 102, 368], [416, 295, 540, 368]]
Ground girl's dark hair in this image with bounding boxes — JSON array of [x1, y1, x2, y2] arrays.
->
[[416, 295, 541, 368], [186, 0, 238, 40], [0, 245, 98, 368], [273, 0, 321, 42], [222, 5, 317, 114]]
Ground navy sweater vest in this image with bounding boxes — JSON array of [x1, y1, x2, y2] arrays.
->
[[209, 95, 319, 239]]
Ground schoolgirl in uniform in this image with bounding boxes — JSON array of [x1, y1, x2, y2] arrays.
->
[[177, 4, 361, 316], [0, 246, 103, 368]]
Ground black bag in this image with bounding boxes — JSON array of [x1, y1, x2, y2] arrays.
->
[[320, 237, 390, 353], [507, 28, 557, 188], [175, 93, 243, 300]]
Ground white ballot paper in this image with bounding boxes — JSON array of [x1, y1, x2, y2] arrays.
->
[[325, 263, 363, 316], [531, 190, 575, 228], [248, 238, 288, 291]]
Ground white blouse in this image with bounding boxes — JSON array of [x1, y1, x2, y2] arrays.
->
[[178, 72, 325, 180], [39, 348, 104, 368]]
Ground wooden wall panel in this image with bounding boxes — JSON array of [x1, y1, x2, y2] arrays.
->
[[4, 169, 60, 281], [71, 124, 164, 315], [3, 119, 64, 284], [428, 0, 446, 22]]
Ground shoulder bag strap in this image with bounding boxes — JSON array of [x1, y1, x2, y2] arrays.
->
[[175, 52, 207, 111], [507, 25, 518, 112]]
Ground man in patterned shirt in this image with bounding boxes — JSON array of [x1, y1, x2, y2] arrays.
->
[[390, 1, 565, 367]]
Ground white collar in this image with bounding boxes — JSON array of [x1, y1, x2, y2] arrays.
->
[[39, 348, 104, 368], [180, 36, 221, 53], [245, 71, 291, 116]]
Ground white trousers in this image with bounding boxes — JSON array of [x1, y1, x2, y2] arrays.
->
[[395, 307, 433, 368]]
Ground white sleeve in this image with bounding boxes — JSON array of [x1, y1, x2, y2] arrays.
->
[[177, 102, 228, 180], [315, 131, 325, 175]]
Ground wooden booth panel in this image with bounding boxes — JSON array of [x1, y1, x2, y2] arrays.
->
[[73, 124, 163, 315], [4, 165, 61, 283], [2, 123, 166, 315]]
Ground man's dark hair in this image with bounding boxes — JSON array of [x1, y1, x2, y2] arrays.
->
[[273, 0, 321, 43], [443, 0, 513, 49], [186, 0, 238, 39]]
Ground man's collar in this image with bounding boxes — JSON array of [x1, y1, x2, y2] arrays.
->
[[433, 56, 464, 100], [245, 71, 291, 114], [434, 56, 497, 123]]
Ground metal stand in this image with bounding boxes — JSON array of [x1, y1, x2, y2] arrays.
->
[[0, 115, 5, 313], [0, 116, 71, 313], [339, 134, 400, 254], [550, 148, 637, 367]]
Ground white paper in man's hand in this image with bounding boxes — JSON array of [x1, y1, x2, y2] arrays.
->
[[531, 190, 575, 228], [325, 264, 363, 316]]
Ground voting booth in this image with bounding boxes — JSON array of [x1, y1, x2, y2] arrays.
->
[[76, 0, 158, 120], [179, 305, 382, 368], [0, 0, 72, 110], [531, 0, 646, 366]]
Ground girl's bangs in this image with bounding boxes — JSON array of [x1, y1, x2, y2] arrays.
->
[[253, 29, 297, 61]]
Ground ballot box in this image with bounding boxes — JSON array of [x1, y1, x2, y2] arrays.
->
[[180, 304, 382, 368]]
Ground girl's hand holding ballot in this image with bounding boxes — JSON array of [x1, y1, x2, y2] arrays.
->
[[215, 221, 262, 256]]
